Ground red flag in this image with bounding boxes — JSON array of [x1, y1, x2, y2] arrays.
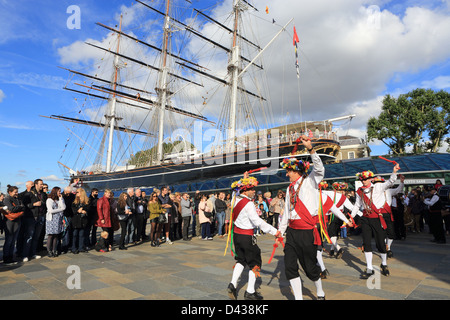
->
[[293, 26, 300, 45]]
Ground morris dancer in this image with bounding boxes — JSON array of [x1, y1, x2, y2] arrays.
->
[[373, 174, 405, 258], [322, 181, 355, 259], [226, 174, 281, 300], [351, 164, 400, 279], [278, 136, 352, 300]]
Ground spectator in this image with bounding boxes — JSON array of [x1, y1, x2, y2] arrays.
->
[[2, 185, 25, 265], [424, 188, 446, 244], [125, 188, 136, 245], [71, 188, 89, 254], [29, 179, 47, 254], [199, 195, 213, 240], [45, 187, 66, 258], [18, 181, 40, 262], [61, 186, 75, 254], [193, 190, 202, 237], [180, 193, 192, 241], [268, 190, 284, 229], [148, 192, 164, 247], [95, 231, 111, 252], [158, 186, 173, 245], [87, 188, 99, 248], [141, 191, 149, 241], [392, 193, 406, 240], [215, 192, 227, 238], [116, 192, 131, 250], [409, 189, 424, 233], [134, 188, 145, 243], [171, 193, 181, 241], [434, 179, 443, 191], [97, 189, 114, 246]]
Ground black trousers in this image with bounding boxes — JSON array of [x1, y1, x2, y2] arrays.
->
[[429, 211, 446, 242], [182, 216, 191, 240], [382, 212, 395, 240], [327, 217, 343, 238], [360, 216, 387, 253], [233, 233, 262, 270], [284, 227, 321, 282], [392, 207, 406, 239]]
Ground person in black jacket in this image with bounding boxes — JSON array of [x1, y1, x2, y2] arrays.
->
[[61, 186, 75, 253], [87, 188, 99, 248], [71, 188, 89, 254], [29, 179, 47, 255], [18, 181, 41, 262], [3, 185, 25, 265]]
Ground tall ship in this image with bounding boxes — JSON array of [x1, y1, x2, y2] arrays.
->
[[43, 0, 345, 193]]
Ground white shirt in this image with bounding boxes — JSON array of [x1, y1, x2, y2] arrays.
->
[[279, 153, 350, 234], [322, 190, 354, 212], [234, 195, 278, 236], [423, 194, 440, 208], [383, 182, 404, 206], [351, 172, 397, 217]]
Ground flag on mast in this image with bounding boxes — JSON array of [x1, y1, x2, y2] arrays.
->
[[293, 26, 300, 78]]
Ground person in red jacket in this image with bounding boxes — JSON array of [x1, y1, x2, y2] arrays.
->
[[97, 189, 114, 246]]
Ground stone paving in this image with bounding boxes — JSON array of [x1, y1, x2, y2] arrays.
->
[[0, 227, 449, 301]]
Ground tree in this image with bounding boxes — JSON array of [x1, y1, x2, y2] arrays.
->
[[367, 88, 450, 154]]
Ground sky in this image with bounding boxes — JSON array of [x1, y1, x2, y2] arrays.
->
[[1, 0, 450, 193]]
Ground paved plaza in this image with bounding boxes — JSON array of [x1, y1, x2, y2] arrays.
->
[[0, 227, 449, 301]]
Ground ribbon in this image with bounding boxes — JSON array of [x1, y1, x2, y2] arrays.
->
[[379, 156, 400, 169], [268, 238, 285, 264], [318, 186, 332, 244], [224, 192, 238, 257]]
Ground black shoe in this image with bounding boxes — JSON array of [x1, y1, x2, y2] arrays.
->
[[360, 269, 374, 279], [317, 296, 326, 300], [329, 250, 334, 257], [320, 269, 329, 279], [387, 250, 393, 258], [336, 248, 343, 259], [244, 291, 263, 300], [119, 246, 127, 250], [380, 264, 390, 277], [227, 283, 237, 300]]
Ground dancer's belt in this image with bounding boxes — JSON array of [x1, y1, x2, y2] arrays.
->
[[233, 226, 254, 236], [289, 217, 321, 245]]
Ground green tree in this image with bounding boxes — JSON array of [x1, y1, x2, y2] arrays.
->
[[367, 88, 450, 154]]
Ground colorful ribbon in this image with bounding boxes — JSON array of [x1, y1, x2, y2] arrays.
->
[[224, 192, 238, 257]]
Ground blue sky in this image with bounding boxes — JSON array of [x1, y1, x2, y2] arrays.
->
[[1, 0, 449, 193]]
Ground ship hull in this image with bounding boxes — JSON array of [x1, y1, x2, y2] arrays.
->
[[76, 139, 339, 192]]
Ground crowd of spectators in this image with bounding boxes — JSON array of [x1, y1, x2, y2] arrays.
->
[[0, 177, 448, 265]]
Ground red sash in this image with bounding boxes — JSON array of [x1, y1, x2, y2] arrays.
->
[[357, 188, 387, 229], [290, 199, 323, 245], [232, 198, 252, 234], [380, 201, 394, 222], [335, 193, 347, 208]]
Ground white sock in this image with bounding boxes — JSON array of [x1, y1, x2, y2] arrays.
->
[[331, 236, 341, 251], [289, 277, 303, 300], [247, 270, 256, 294], [381, 253, 387, 266], [364, 252, 373, 270], [386, 239, 393, 250], [316, 250, 326, 271], [231, 263, 244, 287], [314, 278, 325, 298]]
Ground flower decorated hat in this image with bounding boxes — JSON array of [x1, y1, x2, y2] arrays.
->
[[280, 157, 310, 173], [332, 182, 348, 190], [356, 170, 375, 181], [373, 176, 385, 183], [231, 176, 259, 192], [319, 180, 329, 189]]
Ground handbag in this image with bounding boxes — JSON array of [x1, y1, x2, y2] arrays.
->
[[158, 213, 167, 224], [117, 214, 128, 221], [5, 211, 23, 221]]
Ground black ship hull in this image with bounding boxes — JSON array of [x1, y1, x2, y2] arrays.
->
[[76, 139, 339, 193]]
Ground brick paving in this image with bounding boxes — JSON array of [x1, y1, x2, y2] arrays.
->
[[0, 227, 449, 300]]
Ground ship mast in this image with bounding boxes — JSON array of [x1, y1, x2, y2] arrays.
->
[[156, 0, 172, 164], [106, 14, 123, 173]]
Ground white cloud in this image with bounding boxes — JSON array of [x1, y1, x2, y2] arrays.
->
[[421, 76, 450, 89], [0, 89, 4, 102], [40, 174, 64, 182]]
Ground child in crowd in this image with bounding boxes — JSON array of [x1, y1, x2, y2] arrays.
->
[[95, 231, 112, 252]]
